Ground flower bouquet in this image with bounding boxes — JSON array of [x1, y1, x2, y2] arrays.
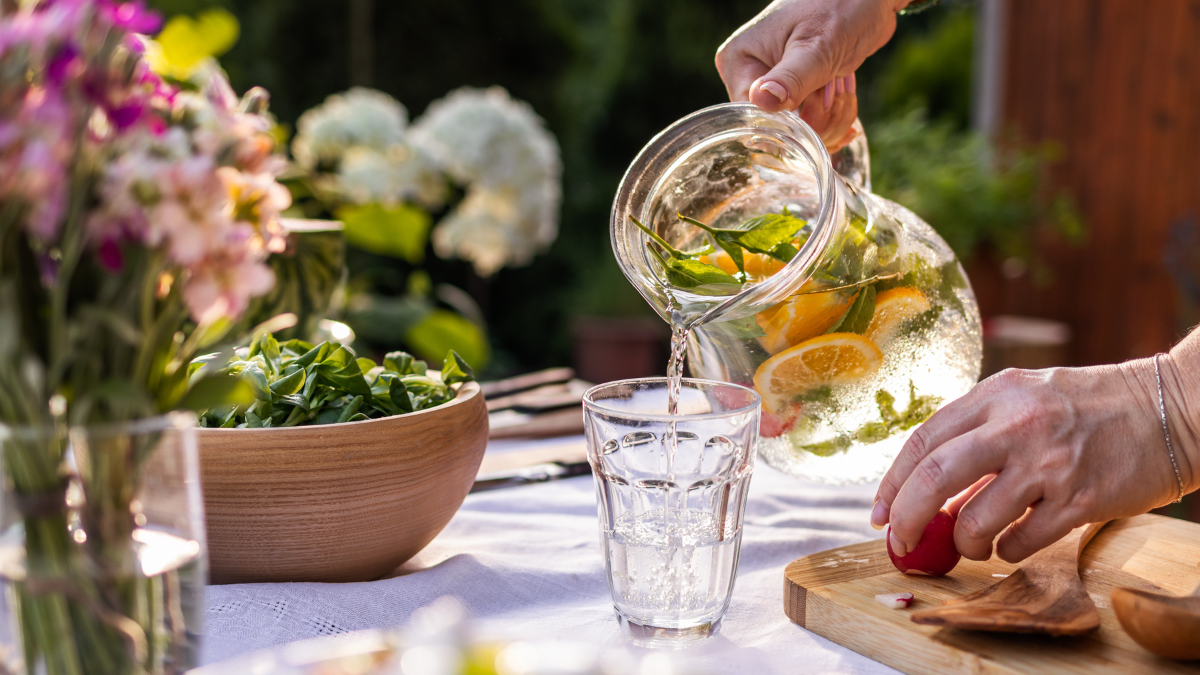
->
[[0, 1, 289, 672]]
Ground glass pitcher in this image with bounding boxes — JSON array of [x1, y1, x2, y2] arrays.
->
[[611, 103, 982, 485]]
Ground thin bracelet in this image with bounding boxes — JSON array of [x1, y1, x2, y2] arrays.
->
[[1154, 353, 1186, 504], [899, 0, 941, 16]]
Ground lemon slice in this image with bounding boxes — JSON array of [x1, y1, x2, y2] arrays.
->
[[865, 287, 931, 343], [752, 333, 883, 413]]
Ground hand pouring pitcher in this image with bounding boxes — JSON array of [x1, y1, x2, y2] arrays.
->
[[611, 104, 982, 484]]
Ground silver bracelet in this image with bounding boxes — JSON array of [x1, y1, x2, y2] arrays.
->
[[1154, 353, 1186, 504]]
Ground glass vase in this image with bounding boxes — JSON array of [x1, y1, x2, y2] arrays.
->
[[0, 413, 206, 674], [611, 103, 982, 484]]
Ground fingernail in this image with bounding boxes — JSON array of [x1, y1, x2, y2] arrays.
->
[[871, 499, 889, 530], [889, 530, 908, 557], [758, 81, 788, 103], [836, 77, 845, 94], [847, 73, 857, 94], [823, 82, 834, 110]]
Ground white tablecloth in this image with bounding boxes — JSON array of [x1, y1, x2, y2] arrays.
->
[[202, 437, 900, 674]]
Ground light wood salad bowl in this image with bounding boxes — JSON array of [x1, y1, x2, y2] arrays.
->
[[197, 382, 488, 583]]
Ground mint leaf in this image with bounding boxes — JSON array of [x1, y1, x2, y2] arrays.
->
[[629, 216, 712, 260], [839, 285, 877, 335], [646, 244, 741, 289], [728, 214, 807, 255]]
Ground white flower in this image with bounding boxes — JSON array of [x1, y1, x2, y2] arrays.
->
[[337, 143, 445, 209], [292, 88, 408, 170], [411, 86, 560, 276]]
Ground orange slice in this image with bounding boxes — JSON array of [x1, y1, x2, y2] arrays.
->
[[752, 333, 883, 413], [700, 249, 789, 280], [756, 281, 858, 355], [865, 287, 931, 343], [700, 250, 740, 276]]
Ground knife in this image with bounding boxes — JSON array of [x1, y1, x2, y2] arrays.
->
[[470, 460, 593, 493]]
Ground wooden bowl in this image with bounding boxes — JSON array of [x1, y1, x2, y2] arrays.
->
[[197, 382, 488, 583]]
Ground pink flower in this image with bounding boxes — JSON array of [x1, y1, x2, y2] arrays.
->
[[182, 253, 275, 325], [98, 1, 161, 35]]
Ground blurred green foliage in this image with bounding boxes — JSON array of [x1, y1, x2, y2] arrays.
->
[[862, 6, 1084, 277], [149, 0, 1076, 374]]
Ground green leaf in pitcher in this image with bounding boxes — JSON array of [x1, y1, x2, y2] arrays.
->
[[629, 216, 714, 260], [645, 243, 742, 291], [679, 212, 808, 269], [832, 284, 877, 335]]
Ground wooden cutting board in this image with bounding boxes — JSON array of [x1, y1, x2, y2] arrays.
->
[[784, 514, 1200, 674]]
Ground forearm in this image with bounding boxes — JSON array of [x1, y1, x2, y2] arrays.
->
[[1164, 327, 1200, 494]]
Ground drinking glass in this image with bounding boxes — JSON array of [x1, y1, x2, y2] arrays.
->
[[583, 378, 759, 647]]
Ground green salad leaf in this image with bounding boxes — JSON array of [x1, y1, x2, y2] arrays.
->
[[194, 333, 474, 428]]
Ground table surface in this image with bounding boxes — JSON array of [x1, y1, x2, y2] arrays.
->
[[201, 436, 901, 674]]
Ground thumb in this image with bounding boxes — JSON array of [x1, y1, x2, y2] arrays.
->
[[749, 40, 837, 112]]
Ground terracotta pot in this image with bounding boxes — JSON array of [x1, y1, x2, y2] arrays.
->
[[571, 316, 668, 384], [197, 382, 488, 583]]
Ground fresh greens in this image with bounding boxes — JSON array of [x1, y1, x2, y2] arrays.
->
[[194, 333, 474, 428]]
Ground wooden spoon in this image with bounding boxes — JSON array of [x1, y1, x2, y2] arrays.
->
[[910, 521, 1109, 636], [1112, 585, 1200, 660]]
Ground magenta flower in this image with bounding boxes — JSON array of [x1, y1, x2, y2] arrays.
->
[[99, 1, 161, 35], [97, 238, 124, 271]]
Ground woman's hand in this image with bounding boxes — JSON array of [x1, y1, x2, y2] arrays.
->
[[716, 0, 905, 119], [872, 338, 1200, 564]]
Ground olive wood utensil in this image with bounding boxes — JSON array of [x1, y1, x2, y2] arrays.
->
[[1112, 584, 1200, 660], [910, 521, 1109, 635]]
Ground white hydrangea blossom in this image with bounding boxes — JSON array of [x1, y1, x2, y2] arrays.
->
[[292, 88, 408, 170], [337, 144, 446, 208], [292, 85, 561, 275], [411, 86, 561, 276]]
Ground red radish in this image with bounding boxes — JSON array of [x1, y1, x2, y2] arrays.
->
[[875, 592, 914, 609], [887, 509, 961, 577]]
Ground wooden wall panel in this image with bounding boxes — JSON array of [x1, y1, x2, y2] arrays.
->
[[990, 0, 1200, 365]]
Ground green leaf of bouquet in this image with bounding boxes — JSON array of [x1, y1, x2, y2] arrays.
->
[[336, 203, 432, 263], [175, 375, 255, 413], [404, 310, 490, 370], [441, 350, 475, 386], [356, 357, 377, 374]]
